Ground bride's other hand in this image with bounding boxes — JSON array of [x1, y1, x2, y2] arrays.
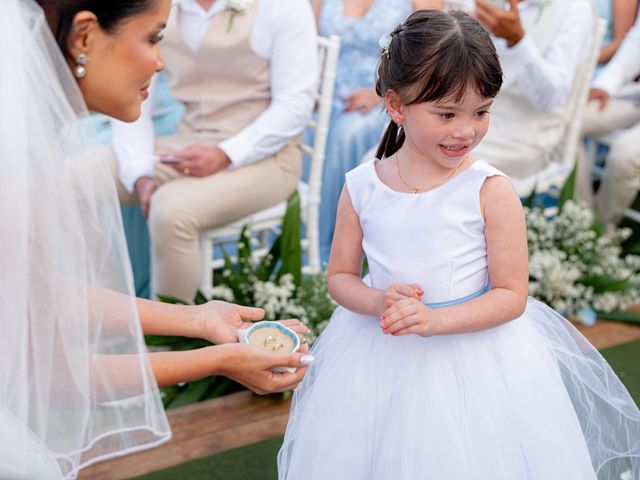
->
[[218, 343, 314, 394], [197, 301, 265, 344], [277, 319, 311, 343]]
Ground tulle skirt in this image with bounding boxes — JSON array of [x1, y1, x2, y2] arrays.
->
[[278, 298, 640, 479]]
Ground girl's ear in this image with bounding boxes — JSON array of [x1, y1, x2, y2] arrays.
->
[[385, 90, 404, 125], [66, 11, 100, 59]]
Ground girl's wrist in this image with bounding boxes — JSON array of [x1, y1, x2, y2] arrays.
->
[[426, 309, 445, 336], [373, 289, 387, 318]]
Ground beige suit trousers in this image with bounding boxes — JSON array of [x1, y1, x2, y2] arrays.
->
[[576, 96, 640, 224], [105, 136, 301, 302]]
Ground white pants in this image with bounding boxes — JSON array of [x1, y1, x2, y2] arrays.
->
[[577, 90, 640, 224]]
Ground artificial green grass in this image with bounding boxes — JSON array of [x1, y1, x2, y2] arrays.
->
[[134, 340, 640, 480], [133, 435, 282, 480], [600, 339, 640, 404]]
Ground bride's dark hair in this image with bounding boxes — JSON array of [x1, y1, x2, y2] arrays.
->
[[35, 0, 155, 57]]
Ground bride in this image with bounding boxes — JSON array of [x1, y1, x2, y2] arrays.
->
[[0, 1, 313, 478]]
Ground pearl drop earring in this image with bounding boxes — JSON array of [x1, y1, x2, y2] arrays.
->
[[74, 53, 90, 78]]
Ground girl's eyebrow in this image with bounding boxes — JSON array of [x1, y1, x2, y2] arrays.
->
[[431, 100, 494, 110]]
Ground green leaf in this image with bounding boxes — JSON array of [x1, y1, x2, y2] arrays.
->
[[597, 310, 640, 324], [524, 184, 537, 209], [156, 293, 189, 305], [257, 235, 281, 281], [144, 334, 211, 350], [166, 377, 212, 408], [580, 275, 631, 293], [238, 224, 252, 260], [623, 240, 640, 255], [220, 244, 249, 301], [558, 160, 577, 212], [194, 290, 209, 305], [278, 191, 302, 287], [590, 218, 605, 237], [208, 377, 236, 398]]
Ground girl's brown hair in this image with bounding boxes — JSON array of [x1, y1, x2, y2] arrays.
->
[[375, 9, 503, 159]]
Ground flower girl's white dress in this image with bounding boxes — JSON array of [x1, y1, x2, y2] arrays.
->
[[278, 159, 640, 480]]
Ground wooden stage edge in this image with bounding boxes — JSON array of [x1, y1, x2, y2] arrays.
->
[[80, 318, 640, 479]]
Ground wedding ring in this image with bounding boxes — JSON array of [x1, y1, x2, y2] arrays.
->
[[272, 343, 284, 352], [263, 335, 277, 347]]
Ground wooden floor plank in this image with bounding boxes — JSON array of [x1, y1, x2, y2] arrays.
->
[[78, 391, 291, 480]]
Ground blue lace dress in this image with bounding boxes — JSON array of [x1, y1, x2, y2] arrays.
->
[[313, 0, 412, 261]]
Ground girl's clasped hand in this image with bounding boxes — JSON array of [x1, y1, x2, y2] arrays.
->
[[379, 283, 441, 337]]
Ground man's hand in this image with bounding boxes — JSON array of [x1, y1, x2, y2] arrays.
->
[[588, 88, 610, 112], [164, 145, 231, 178], [344, 88, 383, 114], [475, 0, 525, 48], [135, 176, 159, 219]]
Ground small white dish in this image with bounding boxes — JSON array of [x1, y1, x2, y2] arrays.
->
[[237, 321, 301, 373]]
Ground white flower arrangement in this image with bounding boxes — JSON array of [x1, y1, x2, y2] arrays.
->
[[526, 200, 640, 322], [225, 0, 253, 32]]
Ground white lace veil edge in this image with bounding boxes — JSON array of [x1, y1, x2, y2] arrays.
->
[[0, 1, 170, 478]]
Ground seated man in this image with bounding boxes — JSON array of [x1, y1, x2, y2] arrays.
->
[[578, 13, 640, 225], [472, 0, 595, 188], [108, 0, 318, 302]]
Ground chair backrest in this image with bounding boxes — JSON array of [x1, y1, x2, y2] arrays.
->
[[558, 18, 607, 169], [300, 34, 340, 273], [511, 17, 606, 196]]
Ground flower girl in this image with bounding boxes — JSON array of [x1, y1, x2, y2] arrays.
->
[[278, 9, 640, 479]]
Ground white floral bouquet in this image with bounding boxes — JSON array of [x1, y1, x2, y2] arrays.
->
[[526, 200, 640, 322]]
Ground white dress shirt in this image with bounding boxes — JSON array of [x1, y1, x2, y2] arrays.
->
[[593, 11, 640, 94], [494, 0, 594, 112], [112, 0, 318, 192]]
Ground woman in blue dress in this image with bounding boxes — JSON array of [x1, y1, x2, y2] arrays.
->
[[310, 0, 439, 261]]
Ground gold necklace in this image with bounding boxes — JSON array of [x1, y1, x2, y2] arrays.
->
[[394, 152, 462, 194]]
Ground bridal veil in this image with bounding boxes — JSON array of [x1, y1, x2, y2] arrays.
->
[[0, 1, 170, 477]]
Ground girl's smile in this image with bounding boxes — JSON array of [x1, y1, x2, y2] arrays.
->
[[389, 88, 493, 176]]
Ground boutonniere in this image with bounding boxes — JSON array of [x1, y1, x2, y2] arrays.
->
[[534, 0, 552, 22], [226, 0, 253, 32]]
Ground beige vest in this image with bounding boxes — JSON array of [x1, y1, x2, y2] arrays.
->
[[162, 1, 270, 143], [488, 0, 591, 156]]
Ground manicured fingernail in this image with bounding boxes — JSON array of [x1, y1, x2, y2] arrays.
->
[[300, 355, 315, 366]]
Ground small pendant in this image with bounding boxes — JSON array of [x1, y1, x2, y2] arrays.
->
[[412, 188, 419, 194]]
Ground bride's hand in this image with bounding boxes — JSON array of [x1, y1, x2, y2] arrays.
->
[[196, 300, 264, 344], [217, 343, 314, 395], [195, 301, 310, 344]]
